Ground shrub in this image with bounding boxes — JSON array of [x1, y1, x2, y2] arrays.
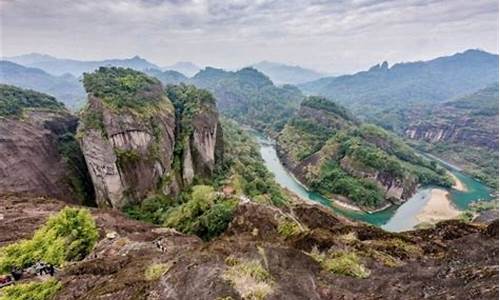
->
[[123, 195, 173, 224], [164, 185, 237, 240], [0, 207, 99, 273], [0, 278, 61, 300]]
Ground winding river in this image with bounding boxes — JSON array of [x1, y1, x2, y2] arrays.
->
[[255, 134, 493, 232]]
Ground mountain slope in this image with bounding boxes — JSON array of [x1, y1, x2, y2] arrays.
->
[[277, 97, 451, 210], [252, 61, 325, 85], [190, 67, 305, 132], [403, 84, 499, 188], [144, 68, 188, 85], [0, 60, 85, 109], [5, 53, 160, 76], [299, 49, 499, 120]]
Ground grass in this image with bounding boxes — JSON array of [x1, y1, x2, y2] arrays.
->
[[0, 279, 61, 300], [369, 238, 423, 258], [222, 259, 274, 300], [308, 247, 370, 278], [277, 217, 304, 239], [145, 262, 171, 281]]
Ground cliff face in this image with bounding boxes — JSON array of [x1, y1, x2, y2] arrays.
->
[[78, 68, 223, 209], [277, 97, 447, 210], [78, 95, 176, 208], [0, 85, 94, 204], [404, 84, 499, 150]]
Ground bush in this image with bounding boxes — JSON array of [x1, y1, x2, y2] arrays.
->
[[0, 278, 61, 300], [0, 207, 99, 273], [123, 195, 174, 224], [163, 185, 238, 240]]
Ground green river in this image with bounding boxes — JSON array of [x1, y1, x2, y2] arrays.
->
[[255, 134, 494, 232]]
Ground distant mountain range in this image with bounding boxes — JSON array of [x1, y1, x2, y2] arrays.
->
[[4, 53, 160, 76], [299, 49, 499, 121], [162, 61, 201, 77], [0, 60, 85, 109], [251, 61, 325, 85]]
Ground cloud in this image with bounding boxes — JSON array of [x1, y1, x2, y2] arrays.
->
[[0, 0, 498, 73]]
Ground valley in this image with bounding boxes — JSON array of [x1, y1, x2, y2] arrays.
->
[[0, 50, 497, 299]]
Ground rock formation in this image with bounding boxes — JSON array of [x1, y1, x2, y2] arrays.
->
[[78, 68, 223, 208], [277, 96, 447, 210], [0, 85, 94, 204]]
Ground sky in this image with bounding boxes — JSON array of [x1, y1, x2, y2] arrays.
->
[[0, 0, 498, 74]]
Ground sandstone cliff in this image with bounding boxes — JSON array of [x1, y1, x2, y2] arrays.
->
[[0, 85, 94, 204], [78, 68, 223, 208]]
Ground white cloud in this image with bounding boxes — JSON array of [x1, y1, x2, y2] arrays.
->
[[0, 0, 498, 73]]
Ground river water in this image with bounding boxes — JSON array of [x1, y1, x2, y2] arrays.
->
[[256, 134, 493, 232]]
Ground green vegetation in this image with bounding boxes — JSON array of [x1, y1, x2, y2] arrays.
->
[[124, 117, 290, 241], [190, 67, 304, 132], [415, 141, 499, 189], [0, 84, 65, 117], [163, 185, 238, 240], [216, 119, 288, 206], [165, 84, 218, 173], [0, 207, 98, 273], [302, 96, 353, 121], [277, 217, 304, 239], [459, 200, 499, 222], [222, 259, 274, 300], [145, 262, 171, 281], [83, 67, 163, 111], [123, 195, 174, 224], [278, 97, 451, 209], [0, 278, 61, 300], [114, 148, 141, 168], [309, 248, 370, 278], [299, 49, 498, 124]]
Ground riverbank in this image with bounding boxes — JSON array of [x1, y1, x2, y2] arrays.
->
[[449, 171, 467, 192], [416, 189, 460, 224]]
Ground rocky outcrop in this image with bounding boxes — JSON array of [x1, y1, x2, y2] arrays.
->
[[78, 69, 224, 209], [1, 195, 497, 299], [78, 95, 176, 208], [0, 110, 94, 204]]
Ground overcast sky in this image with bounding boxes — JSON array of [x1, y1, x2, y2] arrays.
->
[[0, 0, 498, 74]]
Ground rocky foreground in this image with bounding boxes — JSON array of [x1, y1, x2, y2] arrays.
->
[[1, 195, 497, 300]]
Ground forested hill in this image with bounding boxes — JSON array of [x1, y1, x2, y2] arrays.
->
[[189, 67, 305, 132], [277, 96, 452, 210], [299, 49, 499, 121], [0, 60, 85, 110]]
